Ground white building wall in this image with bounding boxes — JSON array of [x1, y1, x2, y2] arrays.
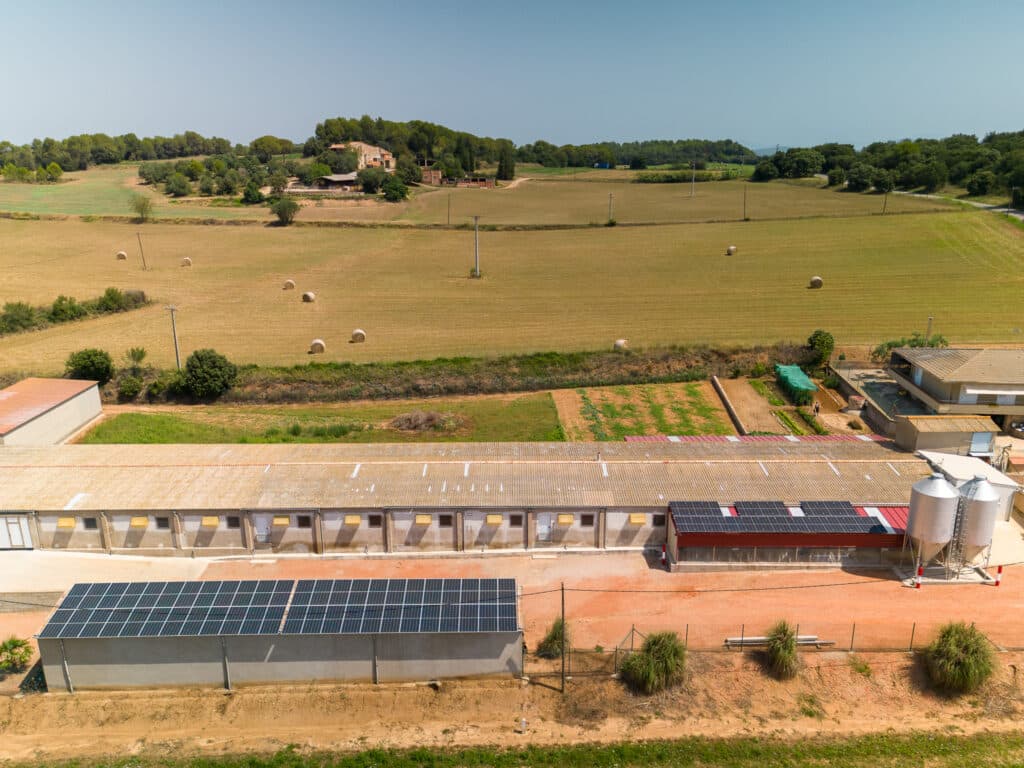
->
[[0, 386, 101, 446], [0, 515, 33, 549]]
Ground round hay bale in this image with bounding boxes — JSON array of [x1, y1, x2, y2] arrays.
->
[[181, 257, 192, 267], [726, 245, 737, 255], [350, 328, 366, 344], [283, 279, 296, 290], [116, 251, 127, 261], [309, 338, 326, 354], [302, 291, 316, 303], [808, 275, 824, 289], [613, 338, 629, 351]]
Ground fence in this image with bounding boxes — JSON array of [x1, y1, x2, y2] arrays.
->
[[524, 619, 1022, 681]]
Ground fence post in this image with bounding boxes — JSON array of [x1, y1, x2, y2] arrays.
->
[[908, 622, 916, 653], [684, 623, 689, 649], [740, 623, 744, 650], [849, 623, 856, 652], [630, 624, 635, 653]]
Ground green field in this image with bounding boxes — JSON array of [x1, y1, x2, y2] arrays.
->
[[10, 732, 1024, 768], [0, 165, 264, 221], [1, 205, 1021, 372], [79, 394, 563, 443]]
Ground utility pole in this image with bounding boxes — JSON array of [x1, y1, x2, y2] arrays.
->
[[560, 581, 566, 694], [136, 232, 148, 271], [165, 305, 181, 369], [690, 160, 696, 198], [472, 215, 480, 278], [607, 193, 614, 222], [743, 184, 748, 220], [882, 191, 888, 215], [447, 193, 451, 226]]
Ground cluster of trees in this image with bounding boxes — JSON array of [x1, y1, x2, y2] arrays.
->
[[0, 131, 233, 174], [139, 154, 297, 202], [753, 131, 1024, 196], [0, 288, 147, 336], [1, 161, 62, 183], [518, 138, 756, 169], [66, 346, 238, 401]]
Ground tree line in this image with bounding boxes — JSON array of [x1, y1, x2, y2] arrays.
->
[[752, 131, 1024, 198]]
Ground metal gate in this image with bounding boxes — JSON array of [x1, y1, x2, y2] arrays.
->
[[536, 513, 552, 543]]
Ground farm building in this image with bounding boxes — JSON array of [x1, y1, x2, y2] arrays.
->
[[37, 577, 522, 691], [888, 347, 1024, 423], [0, 440, 931, 561], [894, 414, 1001, 456], [317, 172, 360, 190], [0, 378, 101, 446], [327, 141, 394, 171]]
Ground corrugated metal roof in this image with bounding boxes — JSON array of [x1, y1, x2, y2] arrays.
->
[[917, 451, 1020, 488], [0, 442, 931, 512], [901, 415, 1001, 433], [0, 378, 97, 436], [896, 348, 1024, 385]]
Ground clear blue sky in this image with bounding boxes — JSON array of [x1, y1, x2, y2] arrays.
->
[[6, 0, 1022, 150]]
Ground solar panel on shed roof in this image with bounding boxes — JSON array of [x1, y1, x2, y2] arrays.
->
[[282, 578, 518, 635], [39, 580, 293, 639], [39, 578, 520, 640], [734, 501, 789, 517], [800, 501, 857, 516]]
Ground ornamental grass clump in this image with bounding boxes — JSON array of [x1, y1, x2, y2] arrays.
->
[[537, 618, 568, 659], [765, 619, 799, 680], [925, 622, 995, 694], [620, 631, 686, 695]]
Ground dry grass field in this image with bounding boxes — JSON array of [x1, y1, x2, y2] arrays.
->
[[1, 207, 1021, 373]]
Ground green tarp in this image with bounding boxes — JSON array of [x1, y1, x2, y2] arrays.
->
[[774, 364, 817, 392]]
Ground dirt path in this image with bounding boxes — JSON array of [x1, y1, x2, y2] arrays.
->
[[3, 651, 1023, 762], [719, 377, 783, 433], [498, 176, 531, 191]]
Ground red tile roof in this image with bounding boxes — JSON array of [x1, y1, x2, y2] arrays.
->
[[0, 378, 97, 436]]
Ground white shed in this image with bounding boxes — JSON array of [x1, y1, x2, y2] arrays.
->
[[0, 378, 102, 446], [917, 450, 1020, 521]]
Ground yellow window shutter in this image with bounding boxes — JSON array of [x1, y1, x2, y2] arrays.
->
[[629, 513, 647, 525], [414, 514, 432, 525], [57, 516, 76, 529], [485, 514, 503, 525], [344, 514, 362, 526], [272, 515, 291, 527], [557, 513, 574, 526], [200, 516, 220, 528], [130, 516, 149, 529]]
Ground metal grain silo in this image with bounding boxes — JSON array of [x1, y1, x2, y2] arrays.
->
[[958, 475, 1000, 564], [907, 473, 959, 563]]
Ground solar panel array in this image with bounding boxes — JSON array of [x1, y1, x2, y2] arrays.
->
[[39, 578, 519, 640], [283, 578, 518, 635], [669, 499, 889, 536]]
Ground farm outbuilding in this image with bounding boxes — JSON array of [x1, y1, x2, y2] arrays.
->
[[894, 414, 1001, 456], [38, 578, 523, 691], [0, 378, 101, 446], [0, 440, 931, 562]]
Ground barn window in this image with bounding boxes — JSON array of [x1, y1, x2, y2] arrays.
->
[[83, 517, 98, 531], [580, 514, 595, 527], [509, 514, 523, 527], [368, 515, 382, 528], [226, 516, 241, 529], [156, 517, 170, 530], [297, 515, 312, 529], [653, 514, 666, 527], [439, 514, 453, 527]]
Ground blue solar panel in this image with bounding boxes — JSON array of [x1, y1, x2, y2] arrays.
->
[[40, 578, 520, 639]]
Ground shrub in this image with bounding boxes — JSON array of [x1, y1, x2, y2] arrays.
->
[[796, 407, 829, 435], [241, 179, 264, 204], [146, 370, 183, 401], [537, 618, 569, 659], [827, 166, 847, 187], [925, 622, 995, 694], [750, 361, 770, 378], [0, 301, 38, 334], [165, 172, 192, 197], [117, 375, 143, 402], [822, 373, 841, 389], [764, 620, 799, 679], [288, 422, 302, 436], [182, 348, 238, 400], [382, 175, 408, 202], [65, 348, 114, 384], [847, 419, 863, 430], [95, 287, 129, 313], [49, 295, 86, 323], [271, 197, 299, 226], [130, 193, 154, 222], [619, 631, 686, 695], [0, 636, 32, 672]]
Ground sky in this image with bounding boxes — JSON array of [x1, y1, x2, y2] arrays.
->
[[4, 0, 1023, 151]]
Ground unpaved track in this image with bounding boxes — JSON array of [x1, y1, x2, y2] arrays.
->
[[3, 651, 1024, 762]]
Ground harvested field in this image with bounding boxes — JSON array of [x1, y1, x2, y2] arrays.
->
[[3, 210, 1020, 372], [554, 382, 734, 440]]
